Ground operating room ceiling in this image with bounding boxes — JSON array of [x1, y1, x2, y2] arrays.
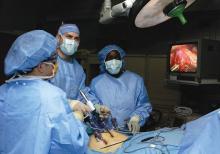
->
[[0, 0, 219, 34]]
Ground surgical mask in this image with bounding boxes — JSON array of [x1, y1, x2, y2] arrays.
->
[[60, 37, 79, 55], [5, 62, 58, 82], [22, 62, 58, 80], [105, 59, 122, 75]]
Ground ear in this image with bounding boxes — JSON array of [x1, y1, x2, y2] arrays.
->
[[36, 63, 45, 73], [56, 34, 63, 43]]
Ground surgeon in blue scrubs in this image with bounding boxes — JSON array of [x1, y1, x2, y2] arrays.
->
[[50, 24, 84, 100], [0, 30, 88, 154], [89, 44, 152, 133], [49, 23, 110, 117], [49, 24, 94, 115]]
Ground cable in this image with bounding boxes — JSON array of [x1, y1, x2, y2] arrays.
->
[[113, 127, 142, 135], [124, 145, 165, 154], [174, 106, 193, 116], [122, 127, 181, 154]]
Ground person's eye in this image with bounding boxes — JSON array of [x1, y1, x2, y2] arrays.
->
[[66, 36, 72, 39]]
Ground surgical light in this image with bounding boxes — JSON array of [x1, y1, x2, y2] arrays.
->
[[99, 0, 196, 28]]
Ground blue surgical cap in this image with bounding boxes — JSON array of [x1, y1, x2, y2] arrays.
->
[[58, 24, 80, 35], [98, 44, 126, 73], [4, 30, 57, 76]]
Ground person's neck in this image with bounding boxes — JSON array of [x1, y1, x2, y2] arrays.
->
[[57, 48, 73, 62], [107, 70, 124, 78]]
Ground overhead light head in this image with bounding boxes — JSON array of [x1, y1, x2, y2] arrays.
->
[[99, 0, 196, 28], [130, 0, 196, 28]]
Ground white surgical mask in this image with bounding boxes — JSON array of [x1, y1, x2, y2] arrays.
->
[[22, 62, 58, 80], [60, 37, 79, 55], [105, 59, 122, 75], [5, 62, 58, 82]]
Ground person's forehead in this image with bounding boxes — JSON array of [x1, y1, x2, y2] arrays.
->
[[107, 50, 120, 56], [63, 32, 79, 37]]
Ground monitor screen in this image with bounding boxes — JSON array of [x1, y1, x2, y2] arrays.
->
[[170, 43, 198, 73]]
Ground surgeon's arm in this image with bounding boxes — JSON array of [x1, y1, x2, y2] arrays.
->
[[78, 86, 110, 119], [49, 111, 89, 154], [68, 99, 91, 114], [79, 79, 110, 118], [130, 78, 152, 126]]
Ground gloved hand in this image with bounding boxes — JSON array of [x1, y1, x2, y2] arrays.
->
[[94, 104, 111, 119], [73, 111, 84, 121], [127, 115, 140, 134], [69, 99, 91, 114]]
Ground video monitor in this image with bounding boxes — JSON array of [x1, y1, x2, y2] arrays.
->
[[170, 43, 198, 73]]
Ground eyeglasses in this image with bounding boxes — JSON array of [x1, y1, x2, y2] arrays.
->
[[43, 52, 58, 64]]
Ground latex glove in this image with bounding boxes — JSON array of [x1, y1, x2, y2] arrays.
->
[[73, 111, 84, 121], [127, 115, 140, 134], [94, 104, 111, 119], [69, 99, 91, 114]]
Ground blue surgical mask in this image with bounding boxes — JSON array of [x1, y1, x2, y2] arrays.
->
[[105, 59, 122, 75], [60, 38, 79, 56]]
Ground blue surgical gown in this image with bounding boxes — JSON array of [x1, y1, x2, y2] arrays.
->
[[179, 109, 220, 154], [0, 77, 88, 154], [50, 56, 86, 100], [89, 71, 152, 128]]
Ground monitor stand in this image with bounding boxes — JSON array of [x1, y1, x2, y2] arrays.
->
[[167, 75, 220, 85]]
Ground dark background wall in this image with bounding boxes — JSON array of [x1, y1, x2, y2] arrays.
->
[[0, 34, 16, 83]]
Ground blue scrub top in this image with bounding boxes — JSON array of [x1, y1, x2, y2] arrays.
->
[[0, 77, 89, 154], [89, 71, 152, 128], [50, 56, 86, 100]]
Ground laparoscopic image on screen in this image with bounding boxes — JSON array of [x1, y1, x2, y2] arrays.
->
[[170, 44, 198, 73]]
